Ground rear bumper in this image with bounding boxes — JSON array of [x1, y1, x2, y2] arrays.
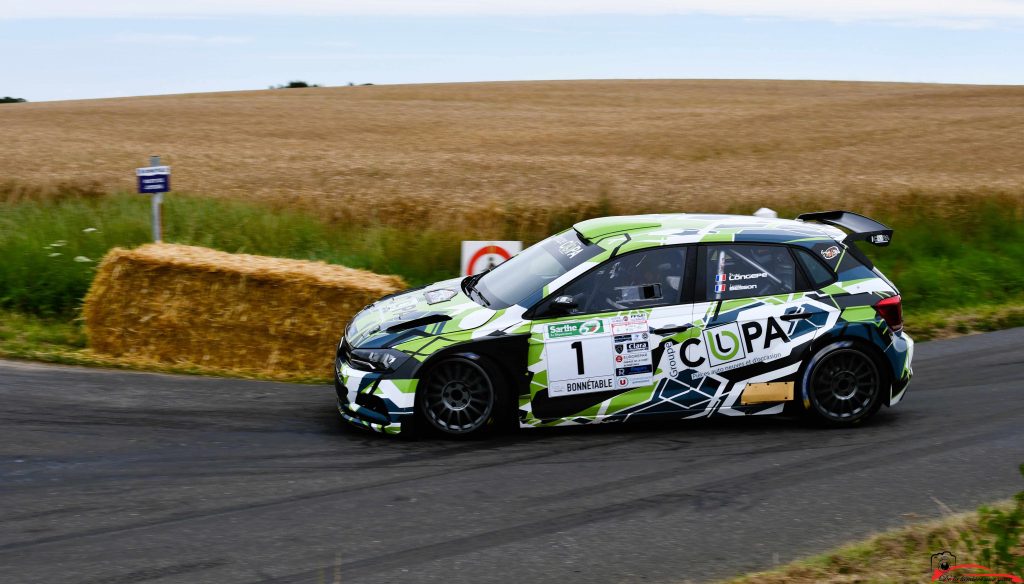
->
[[888, 332, 914, 406]]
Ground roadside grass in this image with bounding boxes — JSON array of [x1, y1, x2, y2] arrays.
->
[[0, 309, 86, 354], [720, 504, 1011, 584], [0, 189, 615, 318], [0, 310, 326, 383], [2, 188, 1022, 318], [723, 464, 1024, 584]]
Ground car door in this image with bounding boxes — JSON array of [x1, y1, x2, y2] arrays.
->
[[688, 243, 829, 413], [525, 245, 696, 422]]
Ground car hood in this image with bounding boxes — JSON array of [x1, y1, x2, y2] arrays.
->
[[345, 277, 492, 348]]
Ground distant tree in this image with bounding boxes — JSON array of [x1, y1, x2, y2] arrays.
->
[[271, 81, 321, 89], [0, 96, 27, 103]]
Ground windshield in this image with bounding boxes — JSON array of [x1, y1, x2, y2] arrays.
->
[[471, 230, 602, 309]]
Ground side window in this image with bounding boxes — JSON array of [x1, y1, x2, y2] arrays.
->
[[794, 247, 836, 289], [705, 244, 796, 300], [557, 247, 687, 314]]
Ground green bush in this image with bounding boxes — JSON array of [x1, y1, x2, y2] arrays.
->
[[961, 463, 1024, 575]]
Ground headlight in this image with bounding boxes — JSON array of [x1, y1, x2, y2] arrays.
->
[[348, 348, 410, 373]]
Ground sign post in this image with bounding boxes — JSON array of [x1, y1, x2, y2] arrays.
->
[[135, 155, 170, 242], [460, 241, 522, 276]]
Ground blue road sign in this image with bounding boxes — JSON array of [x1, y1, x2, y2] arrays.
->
[[136, 165, 171, 194]]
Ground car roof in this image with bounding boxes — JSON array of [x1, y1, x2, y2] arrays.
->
[[573, 213, 846, 249]]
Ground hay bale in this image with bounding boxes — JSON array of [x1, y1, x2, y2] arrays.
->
[[83, 243, 405, 379]]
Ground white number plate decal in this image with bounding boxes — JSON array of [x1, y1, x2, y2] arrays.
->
[[543, 317, 654, 397]]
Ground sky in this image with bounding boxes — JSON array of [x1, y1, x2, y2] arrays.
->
[[2, 0, 1024, 101]]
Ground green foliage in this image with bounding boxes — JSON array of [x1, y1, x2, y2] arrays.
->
[[717, 192, 1024, 315], [1, 190, 1023, 319], [0, 96, 27, 103], [0, 193, 458, 316], [960, 464, 1024, 575]]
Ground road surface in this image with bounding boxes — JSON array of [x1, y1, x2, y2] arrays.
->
[[1, 329, 1022, 583]]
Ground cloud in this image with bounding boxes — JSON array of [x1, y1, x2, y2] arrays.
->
[[4, 0, 1024, 28], [111, 33, 252, 45]]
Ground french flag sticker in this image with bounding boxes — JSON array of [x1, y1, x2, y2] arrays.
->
[[715, 273, 728, 282], [714, 283, 727, 293]]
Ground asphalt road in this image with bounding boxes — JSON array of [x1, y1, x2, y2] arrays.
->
[[2, 329, 1022, 584]]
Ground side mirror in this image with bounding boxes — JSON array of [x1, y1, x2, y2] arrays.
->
[[550, 295, 578, 314]]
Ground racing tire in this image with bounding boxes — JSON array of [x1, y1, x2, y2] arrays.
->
[[800, 341, 885, 427], [417, 356, 506, 438]]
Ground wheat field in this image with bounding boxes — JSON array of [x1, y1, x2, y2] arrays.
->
[[3, 80, 1024, 228]]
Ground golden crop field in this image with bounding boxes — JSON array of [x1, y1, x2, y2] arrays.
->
[[3, 80, 1024, 228]]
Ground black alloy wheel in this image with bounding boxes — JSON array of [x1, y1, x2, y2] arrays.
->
[[421, 357, 496, 436], [805, 345, 883, 425]]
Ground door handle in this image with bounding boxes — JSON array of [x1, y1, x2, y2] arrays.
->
[[650, 323, 693, 335], [780, 313, 812, 321]]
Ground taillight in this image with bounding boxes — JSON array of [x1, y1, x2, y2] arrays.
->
[[874, 295, 903, 333]]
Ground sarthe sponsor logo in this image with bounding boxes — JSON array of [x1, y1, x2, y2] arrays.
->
[[547, 319, 605, 339]]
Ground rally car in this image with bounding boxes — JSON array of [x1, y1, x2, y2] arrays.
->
[[335, 211, 913, 437]]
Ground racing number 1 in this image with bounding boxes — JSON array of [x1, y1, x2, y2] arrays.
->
[[570, 341, 585, 375]]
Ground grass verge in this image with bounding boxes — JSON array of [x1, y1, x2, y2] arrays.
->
[[720, 503, 1016, 584], [0, 310, 327, 383], [724, 463, 1024, 584], [2, 188, 1024, 319]]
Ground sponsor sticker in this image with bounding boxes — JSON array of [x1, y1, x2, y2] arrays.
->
[[821, 245, 841, 260], [546, 319, 605, 339], [610, 314, 649, 335], [702, 322, 747, 366], [550, 377, 616, 396]]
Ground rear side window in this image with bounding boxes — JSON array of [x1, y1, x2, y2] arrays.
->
[[705, 244, 796, 300], [794, 248, 836, 289]]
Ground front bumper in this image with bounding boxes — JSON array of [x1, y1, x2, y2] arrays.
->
[[334, 356, 417, 435]]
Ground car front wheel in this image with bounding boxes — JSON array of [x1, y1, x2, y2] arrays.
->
[[419, 357, 500, 437]]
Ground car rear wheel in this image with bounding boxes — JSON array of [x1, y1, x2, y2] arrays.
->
[[802, 342, 884, 426], [419, 357, 498, 437]]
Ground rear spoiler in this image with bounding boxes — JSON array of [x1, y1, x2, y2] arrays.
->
[[795, 210, 893, 247]]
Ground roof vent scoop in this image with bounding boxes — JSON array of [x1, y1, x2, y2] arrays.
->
[[796, 210, 893, 247]]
